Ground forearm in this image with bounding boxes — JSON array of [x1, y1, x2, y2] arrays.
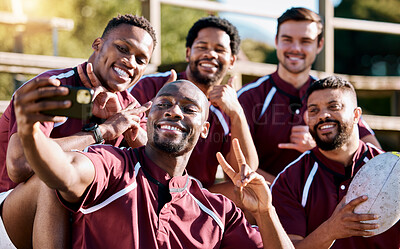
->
[[228, 109, 258, 171], [253, 207, 294, 249], [20, 126, 79, 193], [290, 222, 335, 249], [53, 131, 98, 151]]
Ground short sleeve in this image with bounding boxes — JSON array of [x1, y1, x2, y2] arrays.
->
[[220, 198, 263, 248], [271, 171, 308, 237]]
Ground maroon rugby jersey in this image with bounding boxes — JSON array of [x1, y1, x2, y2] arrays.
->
[[237, 71, 375, 176], [0, 62, 141, 192], [271, 142, 400, 248], [62, 146, 263, 248], [130, 71, 231, 188]]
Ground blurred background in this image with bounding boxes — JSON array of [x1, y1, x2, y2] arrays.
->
[[0, 0, 399, 149]]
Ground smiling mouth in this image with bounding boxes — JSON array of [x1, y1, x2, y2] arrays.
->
[[113, 66, 130, 79], [319, 124, 335, 130], [159, 124, 185, 132]]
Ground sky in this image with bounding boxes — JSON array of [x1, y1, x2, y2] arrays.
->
[[218, 0, 341, 45]]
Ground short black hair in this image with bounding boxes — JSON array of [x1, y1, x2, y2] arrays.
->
[[307, 75, 357, 103], [185, 16, 240, 55], [277, 7, 324, 43], [101, 14, 157, 49]]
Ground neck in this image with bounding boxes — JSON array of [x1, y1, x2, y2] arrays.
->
[[318, 133, 360, 166], [144, 145, 190, 177], [277, 64, 311, 89]]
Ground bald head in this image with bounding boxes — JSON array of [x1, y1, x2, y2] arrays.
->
[[156, 80, 209, 121]]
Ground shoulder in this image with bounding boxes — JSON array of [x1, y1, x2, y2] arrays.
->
[[129, 71, 171, 92], [271, 150, 313, 189], [237, 74, 271, 98]]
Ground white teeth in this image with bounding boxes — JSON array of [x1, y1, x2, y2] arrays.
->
[[114, 67, 129, 78], [200, 63, 215, 68], [320, 124, 334, 130], [288, 56, 301, 61], [160, 125, 182, 132]]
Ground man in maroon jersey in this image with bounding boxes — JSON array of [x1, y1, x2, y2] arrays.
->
[[0, 14, 156, 248], [7, 79, 294, 249], [130, 16, 258, 189], [237, 7, 380, 184], [271, 76, 399, 248]]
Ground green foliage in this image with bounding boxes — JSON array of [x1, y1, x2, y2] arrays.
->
[[160, 5, 207, 64], [240, 39, 276, 64], [335, 0, 400, 76]]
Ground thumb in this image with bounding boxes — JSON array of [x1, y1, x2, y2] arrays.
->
[[166, 69, 177, 84], [134, 101, 152, 114], [227, 76, 236, 88]]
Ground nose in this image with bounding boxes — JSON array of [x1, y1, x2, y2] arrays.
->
[[164, 104, 183, 120], [290, 41, 301, 52], [122, 55, 137, 69], [203, 48, 218, 59], [318, 109, 331, 121]]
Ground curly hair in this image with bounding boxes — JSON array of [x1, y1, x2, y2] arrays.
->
[[277, 7, 324, 43], [185, 16, 241, 55], [307, 75, 356, 102], [101, 14, 157, 50]]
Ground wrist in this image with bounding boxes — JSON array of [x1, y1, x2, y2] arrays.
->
[[82, 123, 105, 144]]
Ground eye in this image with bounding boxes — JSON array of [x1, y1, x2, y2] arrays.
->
[[116, 44, 128, 54], [329, 104, 341, 111], [156, 102, 171, 109], [136, 57, 147, 65], [183, 106, 198, 114], [308, 107, 318, 115]]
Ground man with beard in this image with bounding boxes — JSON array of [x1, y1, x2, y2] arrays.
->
[[271, 76, 399, 249], [11, 79, 294, 248], [130, 16, 258, 189], [0, 14, 156, 248], [237, 7, 380, 184]]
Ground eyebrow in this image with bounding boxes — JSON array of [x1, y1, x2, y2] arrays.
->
[[118, 38, 150, 59], [157, 93, 202, 108]]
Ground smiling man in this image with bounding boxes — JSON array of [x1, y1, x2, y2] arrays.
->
[[0, 14, 156, 248], [271, 76, 399, 249], [237, 7, 380, 184], [9, 79, 294, 248], [130, 16, 258, 190]]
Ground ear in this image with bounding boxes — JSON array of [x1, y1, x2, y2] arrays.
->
[[275, 35, 279, 47], [200, 121, 210, 139], [228, 54, 237, 70], [353, 107, 362, 124], [316, 37, 324, 54], [185, 47, 191, 63], [92, 38, 103, 51]]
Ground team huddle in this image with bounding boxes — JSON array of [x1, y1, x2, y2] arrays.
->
[[0, 7, 398, 249]]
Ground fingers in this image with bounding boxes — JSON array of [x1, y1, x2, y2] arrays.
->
[[216, 152, 237, 181], [166, 69, 177, 84], [278, 143, 298, 150], [232, 138, 246, 167], [132, 101, 152, 115], [226, 76, 236, 88], [86, 63, 101, 88]]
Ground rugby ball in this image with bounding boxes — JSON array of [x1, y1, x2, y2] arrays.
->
[[345, 152, 400, 237]]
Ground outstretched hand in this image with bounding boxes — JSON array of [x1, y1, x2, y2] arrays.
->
[[78, 63, 122, 119], [217, 138, 271, 214]]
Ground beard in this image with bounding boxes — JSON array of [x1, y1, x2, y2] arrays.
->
[[152, 129, 197, 156], [189, 59, 224, 86], [310, 119, 353, 151]]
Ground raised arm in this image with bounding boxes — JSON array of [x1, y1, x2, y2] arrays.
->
[[217, 138, 294, 249], [209, 77, 258, 171]]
